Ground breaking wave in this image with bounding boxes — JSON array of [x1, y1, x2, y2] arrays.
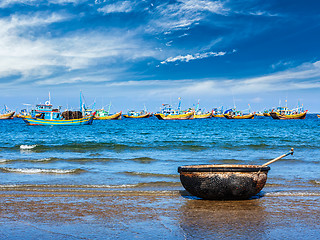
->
[[0, 167, 85, 174], [20, 145, 37, 150], [0, 181, 181, 190]]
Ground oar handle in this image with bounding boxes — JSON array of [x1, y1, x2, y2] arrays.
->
[[261, 148, 294, 167]]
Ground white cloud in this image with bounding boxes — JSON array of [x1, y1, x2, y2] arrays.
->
[[103, 60, 320, 98], [179, 0, 229, 15], [146, 0, 229, 33], [0, 12, 159, 85], [0, 0, 37, 7], [0, 0, 85, 7], [161, 51, 226, 64], [98, 1, 134, 14]]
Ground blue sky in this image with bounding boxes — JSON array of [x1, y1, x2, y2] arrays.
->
[[0, 0, 319, 113]]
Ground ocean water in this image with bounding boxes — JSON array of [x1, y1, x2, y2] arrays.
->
[[0, 115, 320, 196]]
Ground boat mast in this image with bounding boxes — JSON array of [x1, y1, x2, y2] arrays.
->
[[107, 102, 112, 114], [178, 97, 181, 112], [80, 91, 84, 114], [195, 99, 200, 112]]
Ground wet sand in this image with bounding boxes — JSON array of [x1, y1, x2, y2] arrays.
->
[[1, 187, 319, 239]]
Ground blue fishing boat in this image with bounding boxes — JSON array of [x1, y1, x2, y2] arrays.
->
[[22, 93, 95, 126]]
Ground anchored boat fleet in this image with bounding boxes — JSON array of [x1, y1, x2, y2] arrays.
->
[[1, 94, 312, 125]]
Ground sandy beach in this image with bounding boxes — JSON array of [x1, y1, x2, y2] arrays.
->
[[1, 186, 319, 239]]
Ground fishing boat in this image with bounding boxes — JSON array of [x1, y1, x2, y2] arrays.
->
[[0, 106, 15, 119], [22, 102, 94, 125], [123, 110, 152, 118], [155, 99, 194, 120], [15, 109, 31, 118], [94, 102, 122, 120], [262, 109, 273, 117], [255, 112, 264, 117], [94, 109, 122, 120], [223, 108, 254, 119], [317, 114, 320, 118], [192, 100, 212, 119], [22, 93, 95, 125], [269, 106, 307, 120], [0, 111, 15, 119], [194, 111, 212, 119], [212, 107, 224, 118]]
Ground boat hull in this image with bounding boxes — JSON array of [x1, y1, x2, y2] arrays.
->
[[94, 112, 122, 120], [22, 115, 94, 125], [224, 114, 255, 119], [194, 112, 212, 119], [123, 113, 152, 118], [212, 114, 224, 118], [16, 114, 31, 118], [270, 111, 307, 120], [0, 111, 15, 119], [154, 112, 194, 120]]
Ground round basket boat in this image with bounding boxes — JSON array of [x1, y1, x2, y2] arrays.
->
[[178, 164, 270, 200]]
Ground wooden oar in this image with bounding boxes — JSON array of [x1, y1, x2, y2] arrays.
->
[[262, 148, 294, 167]]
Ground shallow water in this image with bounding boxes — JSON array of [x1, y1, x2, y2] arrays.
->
[[1, 115, 319, 192]]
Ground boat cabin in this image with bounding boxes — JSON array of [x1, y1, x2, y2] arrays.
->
[[31, 103, 62, 120]]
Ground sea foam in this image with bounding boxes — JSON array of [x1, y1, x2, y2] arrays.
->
[[0, 167, 84, 174], [20, 145, 37, 150]]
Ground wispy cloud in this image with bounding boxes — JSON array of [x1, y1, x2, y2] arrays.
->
[[161, 51, 226, 64], [181, 61, 320, 95], [105, 60, 320, 98], [145, 0, 229, 33], [0, 0, 37, 7], [97, 1, 135, 14], [0, 0, 85, 7], [0, 12, 158, 85]]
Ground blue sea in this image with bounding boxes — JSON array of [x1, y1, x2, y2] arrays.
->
[[1, 114, 319, 195]]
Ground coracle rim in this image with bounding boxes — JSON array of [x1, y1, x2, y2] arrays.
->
[[178, 164, 270, 173]]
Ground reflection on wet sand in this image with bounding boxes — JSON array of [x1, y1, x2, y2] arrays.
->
[[179, 197, 268, 239], [179, 191, 320, 239]]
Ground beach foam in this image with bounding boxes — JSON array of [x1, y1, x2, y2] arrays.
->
[[0, 167, 85, 174], [20, 145, 37, 150], [265, 191, 320, 197]]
